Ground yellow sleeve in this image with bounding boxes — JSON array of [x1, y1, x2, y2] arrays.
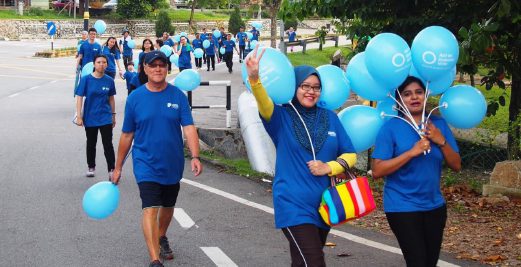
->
[[249, 78, 274, 121], [326, 153, 357, 176]]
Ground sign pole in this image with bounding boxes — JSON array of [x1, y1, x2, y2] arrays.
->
[[51, 35, 54, 50]]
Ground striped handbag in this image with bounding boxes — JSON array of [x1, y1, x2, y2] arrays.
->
[[319, 169, 376, 226]]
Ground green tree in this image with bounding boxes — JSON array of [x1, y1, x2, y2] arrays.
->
[[228, 7, 245, 35], [117, 0, 152, 18], [263, 0, 283, 48], [155, 10, 175, 37]]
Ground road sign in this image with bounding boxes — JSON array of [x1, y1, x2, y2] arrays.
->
[[47, 22, 56, 36]]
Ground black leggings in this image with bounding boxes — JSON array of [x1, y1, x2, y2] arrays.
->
[[224, 52, 233, 71], [386, 205, 447, 267], [282, 224, 329, 267], [206, 55, 215, 70], [195, 57, 202, 68], [84, 124, 115, 172], [123, 55, 132, 71]]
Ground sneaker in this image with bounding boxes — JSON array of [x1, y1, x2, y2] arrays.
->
[[149, 260, 164, 267], [86, 168, 95, 177], [239, 59, 242, 63], [207, 69, 210, 71], [159, 236, 174, 260]]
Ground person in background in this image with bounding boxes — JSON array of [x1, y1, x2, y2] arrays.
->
[[119, 29, 133, 71], [101, 37, 124, 79], [75, 30, 89, 91], [175, 36, 193, 72], [243, 36, 252, 58], [217, 26, 226, 63], [138, 38, 155, 69], [222, 33, 239, 74], [155, 39, 164, 50], [111, 50, 202, 267], [192, 33, 203, 70], [123, 61, 137, 95], [162, 32, 174, 74], [75, 54, 117, 179], [204, 33, 218, 72], [200, 28, 208, 64], [286, 27, 297, 53], [236, 26, 247, 62], [250, 26, 260, 41], [76, 28, 101, 78], [371, 76, 461, 267]]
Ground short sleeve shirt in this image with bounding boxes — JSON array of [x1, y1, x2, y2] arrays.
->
[[75, 74, 116, 127]]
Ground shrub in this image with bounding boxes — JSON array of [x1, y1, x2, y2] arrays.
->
[[228, 7, 245, 35], [284, 18, 298, 31], [117, 0, 151, 18], [155, 10, 174, 38]]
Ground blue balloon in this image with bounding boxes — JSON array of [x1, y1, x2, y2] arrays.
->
[[241, 59, 251, 92], [316, 65, 350, 110], [346, 52, 391, 101], [82, 181, 120, 220], [365, 33, 412, 89], [174, 69, 201, 91], [257, 47, 295, 104], [411, 26, 459, 82], [127, 39, 135, 49], [81, 62, 94, 77], [173, 35, 181, 43], [377, 97, 398, 121], [249, 40, 258, 49], [77, 44, 81, 52], [134, 57, 140, 70], [439, 85, 486, 129], [219, 47, 226, 55], [246, 32, 253, 40], [194, 48, 204, 58], [338, 105, 384, 152], [213, 30, 221, 39], [160, 45, 172, 57], [410, 65, 456, 95], [93, 20, 106, 35], [170, 54, 179, 67], [231, 37, 236, 43], [180, 32, 188, 37], [202, 39, 210, 49], [251, 21, 263, 30]]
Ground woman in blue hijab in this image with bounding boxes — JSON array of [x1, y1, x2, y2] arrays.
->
[[245, 46, 357, 266]]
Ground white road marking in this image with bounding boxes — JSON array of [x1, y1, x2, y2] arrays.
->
[[50, 80, 57, 84], [173, 208, 195, 229], [200, 247, 238, 267], [182, 178, 459, 267], [29, 86, 40, 90], [8, 93, 20, 98]]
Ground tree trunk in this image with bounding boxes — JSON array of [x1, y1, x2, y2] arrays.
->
[[189, 0, 196, 33], [470, 74, 475, 87], [79, 0, 85, 17], [270, 7, 277, 48], [508, 77, 521, 159]]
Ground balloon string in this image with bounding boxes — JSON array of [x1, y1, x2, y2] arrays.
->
[[421, 81, 431, 129], [381, 114, 423, 138], [288, 102, 316, 161], [388, 92, 420, 130], [425, 104, 445, 123]]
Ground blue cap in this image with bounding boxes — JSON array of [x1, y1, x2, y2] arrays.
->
[[144, 50, 168, 64]]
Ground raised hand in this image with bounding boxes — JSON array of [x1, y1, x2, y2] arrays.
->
[[424, 120, 446, 146], [245, 44, 265, 82]]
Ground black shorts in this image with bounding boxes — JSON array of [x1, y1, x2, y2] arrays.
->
[[137, 182, 180, 209]]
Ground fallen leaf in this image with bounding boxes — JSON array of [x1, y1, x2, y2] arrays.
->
[[483, 254, 507, 262], [493, 239, 503, 245], [517, 233, 521, 240], [325, 242, 336, 247], [337, 252, 351, 257]]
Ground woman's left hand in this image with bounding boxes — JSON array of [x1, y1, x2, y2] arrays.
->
[[112, 116, 116, 128], [424, 121, 445, 146], [307, 160, 331, 176]]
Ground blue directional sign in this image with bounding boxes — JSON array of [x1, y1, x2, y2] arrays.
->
[[46, 22, 56, 36]]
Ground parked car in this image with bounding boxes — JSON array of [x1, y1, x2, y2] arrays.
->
[[102, 0, 117, 10]]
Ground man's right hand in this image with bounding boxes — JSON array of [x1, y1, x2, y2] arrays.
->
[[111, 169, 121, 185]]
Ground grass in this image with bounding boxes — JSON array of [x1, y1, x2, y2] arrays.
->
[[163, 9, 229, 21], [287, 45, 353, 67], [0, 9, 77, 20], [477, 84, 510, 133], [198, 150, 272, 179]]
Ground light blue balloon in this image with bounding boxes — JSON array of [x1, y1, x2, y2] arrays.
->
[[257, 47, 295, 104], [251, 21, 263, 30], [180, 32, 188, 37], [213, 30, 221, 39], [249, 40, 258, 49], [365, 33, 412, 89], [409, 65, 456, 95], [173, 35, 181, 43], [346, 52, 391, 101], [439, 85, 486, 129], [134, 58, 139, 70], [338, 105, 384, 152], [174, 69, 200, 91], [170, 54, 179, 67], [93, 20, 106, 35], [241, 57, 251, 92], [77, 44, 81, 52], [231, 37, 236, 43], [160, 45, 172, 57], [194, 48, 204, 58], [202, 39, 210, 49], [316, 65, 350, 110], [82, 181, 120, 220], [246, 32, 253, 40], [377, 97, 398, 121], [81, 62, 94, 77], [127, 39, 136, 49], [411, 26, 459, 82], [219, 47, 226, 55]]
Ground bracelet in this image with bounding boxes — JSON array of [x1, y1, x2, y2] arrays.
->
[[191, 156, 200, 160], [439, 139, 447, 147], [112, 112, 116, 114]]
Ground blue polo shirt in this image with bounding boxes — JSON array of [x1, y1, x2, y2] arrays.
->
[[288, 31, 297, 42], [122, 84, 194, 185], [120, 38, 133, 57], [79, 41, 102, 68], [236, 32, 247, 46], [250, 29, 259, 41], [101, 46, 121, 74], [75, 74, 116, 127], [192, 39, 202, 49], [205, 39, 216, 56], [222, 40, 235, 53], [177, 45, 192, 69], [372, 115, 459, 212], [164, 38, 175, 47], [123, 71, 137, 91], [262, 105, 355, 229]]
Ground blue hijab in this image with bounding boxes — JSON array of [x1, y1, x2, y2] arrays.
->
[[284, 65, 329, 154]]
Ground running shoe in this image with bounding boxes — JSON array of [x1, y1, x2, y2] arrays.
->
[[159, 236, 174, 260], [149, 260, 164, 267], [86, 168, 95, 177]]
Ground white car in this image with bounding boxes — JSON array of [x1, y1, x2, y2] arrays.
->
[[102, 0, 117, 10]]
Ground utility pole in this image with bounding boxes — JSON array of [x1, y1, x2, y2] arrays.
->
[[83, 0, 90, 31]]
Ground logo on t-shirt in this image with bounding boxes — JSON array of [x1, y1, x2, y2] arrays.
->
[[328, 131, 337, 137], [167, 103, 179, 109], [101, 86, 110, 91]]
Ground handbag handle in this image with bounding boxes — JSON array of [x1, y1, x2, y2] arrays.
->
[[330, 157, 357, 187]]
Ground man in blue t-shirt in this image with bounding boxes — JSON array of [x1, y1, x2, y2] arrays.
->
[[192, 33, 203, 69], [119, 29, 133, 71], [222, 33, 239, 73], [250, 26, 260, 41], [122, 61, 137, 95], [200, 28, 208, 63], [76, 28, 101, 70], [112, 50, 202, 267], [236, 26, 247, 62]]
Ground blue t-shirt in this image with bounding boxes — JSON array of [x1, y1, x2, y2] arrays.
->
[[262, 105, 355, 229], [122, 84, 194, 185], [222, 40, 235, 53], [192, 39, 202, 49], [76, 74, 116, 127], [200, 33, 207, 41], [120, 38, 133, 57], [123, 71, 137, 90], [236, 32, 247, 45], [79, 41, 102, 68], [372, 116, 459, 212], [164, 38, 175, 47], [251, 29, 259, 41], [205, 39, 216, 56], [288, 31, 297, 42], [177, 45, 192, 69], [101, 46, 121, 74], [129, 74, 142, 90]]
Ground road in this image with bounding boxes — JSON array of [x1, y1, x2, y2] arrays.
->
[[0, 39, 483, 266]]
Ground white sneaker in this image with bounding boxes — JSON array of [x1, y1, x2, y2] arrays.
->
[[86, 168, 95, 177]]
